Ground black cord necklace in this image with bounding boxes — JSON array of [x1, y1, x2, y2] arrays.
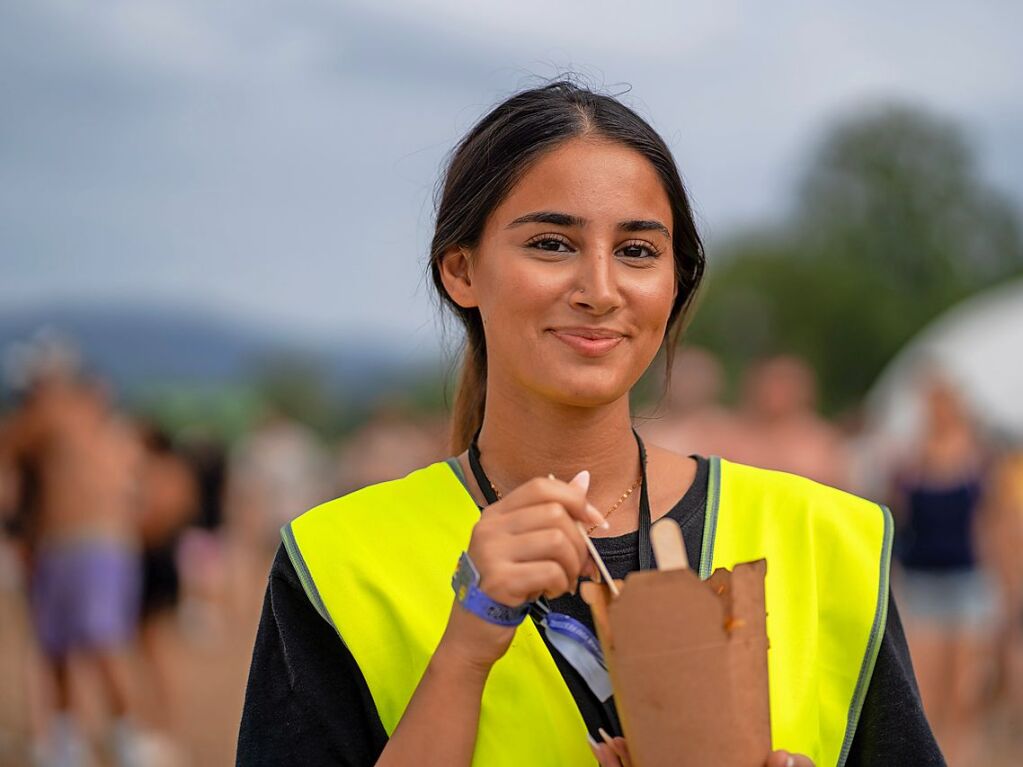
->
[[466, 425, 655, 571]]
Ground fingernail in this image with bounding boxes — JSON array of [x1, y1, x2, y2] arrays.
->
[[786, 758, 795, 767], [570, 469, 590, 491], [598, 727, 615, 747], [585, 732, 598, 747]]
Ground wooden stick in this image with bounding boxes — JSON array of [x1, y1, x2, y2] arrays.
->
[[651, 517, 689, 570], [576, 521, 620, 597]]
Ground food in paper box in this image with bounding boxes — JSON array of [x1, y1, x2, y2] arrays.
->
[[580, 548, 771, 767]]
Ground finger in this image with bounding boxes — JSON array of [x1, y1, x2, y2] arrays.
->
[[501, 502, 582, 534], [609, 738, 632, 767], [597, 729, 630, 767], [501, 504, 590, 568], [508, 528, 585, 583], [601, 740, 626, 767], [588, 740, 623, 767], [765, 751, 815, 767], [492, 561, 571, 603], [497, 474, 607, 529]]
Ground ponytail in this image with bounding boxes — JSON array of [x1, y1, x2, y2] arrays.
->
[[449, 334, 487, 454]]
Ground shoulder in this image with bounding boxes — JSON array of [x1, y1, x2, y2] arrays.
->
[[291, 459, 457, 530], [717, 457, 892, 538], [283, 458, 471, 586]]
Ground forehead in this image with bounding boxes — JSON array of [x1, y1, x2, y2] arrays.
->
[[491, 137, 673, 230]]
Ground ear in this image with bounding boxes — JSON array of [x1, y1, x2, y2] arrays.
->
[[438, 246, 479, 309]]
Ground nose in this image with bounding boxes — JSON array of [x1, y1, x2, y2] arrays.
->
[[571, 249, 621, 315]]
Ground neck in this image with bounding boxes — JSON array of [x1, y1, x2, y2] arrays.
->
[[475, 380, 641, 510]]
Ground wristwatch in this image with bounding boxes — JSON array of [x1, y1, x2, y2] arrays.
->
[[451, 551, 529, 627]]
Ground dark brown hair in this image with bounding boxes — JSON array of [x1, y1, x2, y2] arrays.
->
[[428, 80, 706, 453]]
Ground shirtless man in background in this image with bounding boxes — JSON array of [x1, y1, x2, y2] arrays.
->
[[729, 354, 851, 491], [636, 346, 741, 460], [0, 349, 144, 767]]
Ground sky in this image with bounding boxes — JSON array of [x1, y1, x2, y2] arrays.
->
[[2, 1, 1021, 358]]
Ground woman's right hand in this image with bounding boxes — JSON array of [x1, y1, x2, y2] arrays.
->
[[438, 470, 607, 670]]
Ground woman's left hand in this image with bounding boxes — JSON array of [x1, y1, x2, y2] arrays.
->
[[587, 734, 814, 767]]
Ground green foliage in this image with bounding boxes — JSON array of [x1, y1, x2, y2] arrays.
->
[[688, 103, 1023, 412], [130, 383, 264, 443], [249, 351, 337, 433]]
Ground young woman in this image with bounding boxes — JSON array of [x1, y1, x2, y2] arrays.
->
[[891, 373, 995, 764], [237, 81, 944, 767]]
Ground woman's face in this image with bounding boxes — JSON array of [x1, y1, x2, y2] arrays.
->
[[444, 136, 678, 408]]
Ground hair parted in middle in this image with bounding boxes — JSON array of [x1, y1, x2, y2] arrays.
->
[[428, 79, 706, 453]]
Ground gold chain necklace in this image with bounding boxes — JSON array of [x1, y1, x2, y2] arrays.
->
[[486, 472, 643, 534]]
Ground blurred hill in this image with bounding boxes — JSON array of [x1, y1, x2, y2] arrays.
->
[[0, 304, 434, 404]]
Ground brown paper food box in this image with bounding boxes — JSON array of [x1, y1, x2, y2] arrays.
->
[[580, 551, 771, 767]]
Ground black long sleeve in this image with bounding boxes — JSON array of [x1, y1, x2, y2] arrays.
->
[[236, 545, 387, 766], [846, 593, 945, 765]]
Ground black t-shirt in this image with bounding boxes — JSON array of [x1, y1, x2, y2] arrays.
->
[[236, 456, 945, 766]]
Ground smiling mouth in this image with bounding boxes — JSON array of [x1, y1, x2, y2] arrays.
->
[[548, 330, 625, 357]]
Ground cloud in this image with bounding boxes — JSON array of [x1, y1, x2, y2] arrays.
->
[[1, 0, 1021, 353]]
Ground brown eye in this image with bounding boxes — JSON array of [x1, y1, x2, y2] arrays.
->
[[526, 235, 573, 253], [619, 242, 660, 259]]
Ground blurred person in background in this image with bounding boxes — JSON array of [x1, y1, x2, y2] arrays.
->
[[179, 430, 227, 533], [636, 346, 740, 459], [0, 413, 43, 766], [890, 371, 997, 765], [225, 407, 331, 565], [221, 408, 332, 629], [729, 354, 851, 490], [135, 422, 199, 738], [335, 400, 447, 493], [170, 429, 234, 637], [0, 345, 146, 767], [983, 449, 1023, 729]]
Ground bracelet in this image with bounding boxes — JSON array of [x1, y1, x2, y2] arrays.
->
[[451, 551, 529, 627]]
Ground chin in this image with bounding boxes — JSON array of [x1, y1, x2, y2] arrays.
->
[[538, 371, 633, 408]]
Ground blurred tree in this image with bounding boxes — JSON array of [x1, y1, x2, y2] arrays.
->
[[688, 103, 1023, 412], [249, 351, 339, 434]]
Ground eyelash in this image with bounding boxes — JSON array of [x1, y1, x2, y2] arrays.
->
[[524, 234, 664, 259]]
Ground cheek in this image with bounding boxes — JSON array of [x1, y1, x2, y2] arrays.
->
[[482, 261, 561, 324], [632, 275, 677, 332]]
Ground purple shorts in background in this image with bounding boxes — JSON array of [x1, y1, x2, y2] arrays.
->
[[30, 540, 142, 659]]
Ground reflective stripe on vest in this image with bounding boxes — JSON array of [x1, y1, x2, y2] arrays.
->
[[284, 456, 892, 767], [702, 458, 893, 767]]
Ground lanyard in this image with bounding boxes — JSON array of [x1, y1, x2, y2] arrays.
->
[[467, 425, 654, 571], [465, 425, 650, 727]]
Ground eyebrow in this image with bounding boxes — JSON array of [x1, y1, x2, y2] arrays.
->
[[506, 211, 671, 240]]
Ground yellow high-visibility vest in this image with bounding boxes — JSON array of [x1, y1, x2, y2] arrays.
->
[[283, 456, 892, 767]]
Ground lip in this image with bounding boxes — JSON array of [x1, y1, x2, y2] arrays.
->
[[549, 328, 626, 357]]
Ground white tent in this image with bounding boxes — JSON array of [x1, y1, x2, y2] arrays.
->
[[865, 277, 1023, 444]]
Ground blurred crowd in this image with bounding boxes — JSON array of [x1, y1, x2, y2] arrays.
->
[[0, 340, 1021, 766], [640, 348, 1023, 766], [0, 340, 449, 767]]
